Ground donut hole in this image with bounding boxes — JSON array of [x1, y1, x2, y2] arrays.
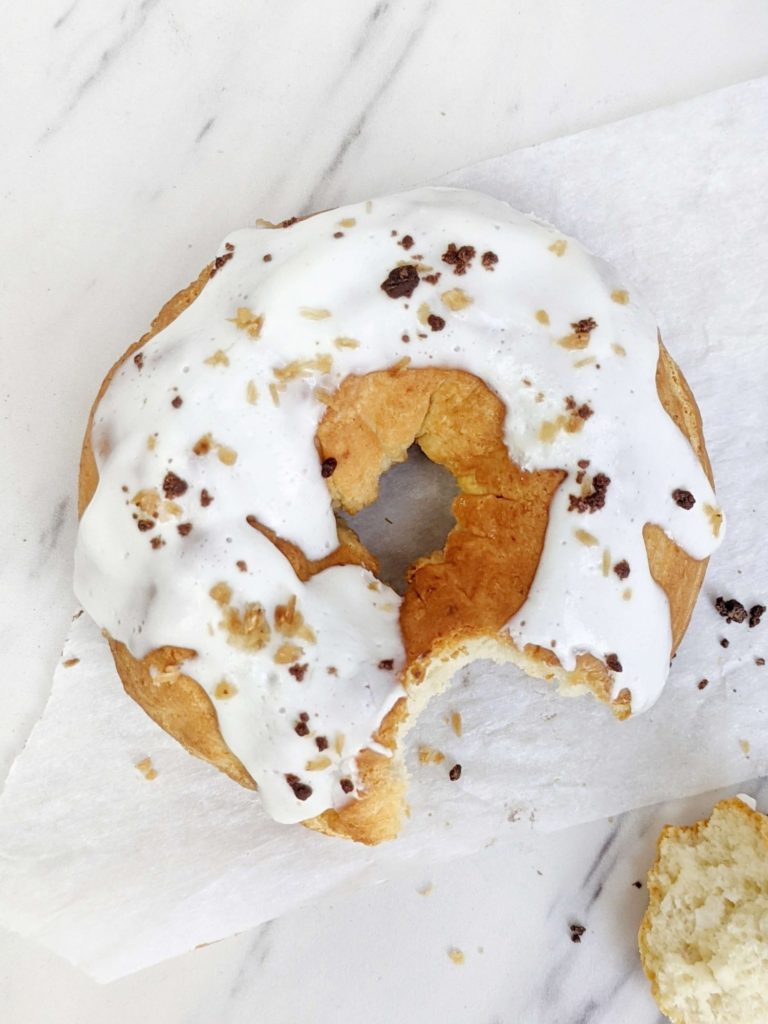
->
[[338, 443, 459, 596]]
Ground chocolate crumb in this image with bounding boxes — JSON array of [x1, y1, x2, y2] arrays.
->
[[177, 522, 193, 536], [200, 489, 213, 507], [569, 924, 586, 943], [288, 663, 308, 682], [633, 881, 643, 889], [333, 231, 344, 238], [137, 519, 154, 532], [225, 243, 235, 252], [605, 653, 623, 673], [401, 333, 410, 343], [162, 471, 188, 499], [315, 735, 328, 751], [210, 249, 234, 276], [327, 666, 338, 676], [378, 658, 394, 670], [236, 560, 247, 572], [481, 250, 498, 270], [442, 243, 476, 275], [294, 720, 309, 737], [577, 459, 590, 469], [672, 488, 696, 510], [427, 314, 446, 332], [572, 317, 597, 335], [381, 265, 420, 299], [340, 778, 354, 794], [423, 272, 442, 285], [280, 216, 298, 228], [285, 774, 312, 800], [720, 638, 729, 648], [613, 560, 630, 580], [321, 457, 337, 478], [399, 234, 415, 250], [715, 596, 748, 624], [756, 657, 766, 667], [299, 712, 309, 722], [568, 472, 611, 514], [133, 352, 144, 370], [263, 254, 272, 262], [749, 604, 766, 628], [698, 678, 709, 690], [576, 403, 593, 420], [171, 395, 183, 409], [150, 536, 165, 549], [449, 764, 462, 781]]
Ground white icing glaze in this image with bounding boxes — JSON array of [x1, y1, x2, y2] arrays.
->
[[75, 187, 723, 825]]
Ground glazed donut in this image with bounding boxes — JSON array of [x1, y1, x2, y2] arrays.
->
[[75, 188, 723, 845]]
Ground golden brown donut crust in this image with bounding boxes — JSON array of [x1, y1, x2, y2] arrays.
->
[[79, 255, 712, 845]]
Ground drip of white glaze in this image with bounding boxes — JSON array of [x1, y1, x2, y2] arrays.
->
[[75, 187, 723, 823]]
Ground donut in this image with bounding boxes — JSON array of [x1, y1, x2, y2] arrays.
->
[[639, 797, 768, 1024], [75, 187, 724, 845]]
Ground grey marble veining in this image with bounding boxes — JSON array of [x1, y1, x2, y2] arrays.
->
[[3, 0, 768, 1021]]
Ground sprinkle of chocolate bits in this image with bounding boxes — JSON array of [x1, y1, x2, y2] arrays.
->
[[340, 778, 354, 794], [210, 246, 235, 277], [672, 488, 696, 510], [756, 657, 766, 667], [294, 718, 310, 737], [288, 663, 309, 681], [177, 522, 193, 536], [378, 658, 394, 670], [200, 489, 213, 507], [565, 396, 593, 420], [285, 774, 313, 800], [605, 653, 623, 673], [633, 881, 643, 889], [279, 216, 298, 228], [442, 242, 476, 275], [381, 264, 420, 299], [698, 678, 709, 690], [236, 560, 247, 572], [568, 472, 611, 514], [171, 395, 183, 409], [333, 231, 344, 238], [401, 333, 410, 343], [427, 314, 446, 332], [423, 272, 441, 285], [150, 536, 165, 550], [575, 458, 591, 485], [613, 560, 630, 580], [321, 457, 337, 478], [481, 250, 498, 270], [398, 234, 415, 250], [449, 764, 462, 781], [327, 666, 338, 676], [263, 254, 272, 262], [569, 924, 586, 944], [572, 317, 597, 335], [715, 596, 748, 624], [162, 471, 188, 499], [315, 735, 329, 751], [137, 519, 155, 532], [749, 604, 766, 628], [133, 351, 144, 370], [720, 638, 730, 648]]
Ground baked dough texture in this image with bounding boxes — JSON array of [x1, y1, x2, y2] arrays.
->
[[77, 191, 720, 844], [639, 798, 768, 1024]]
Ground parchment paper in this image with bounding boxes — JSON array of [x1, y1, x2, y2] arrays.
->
[[1, 76, 767, 982]]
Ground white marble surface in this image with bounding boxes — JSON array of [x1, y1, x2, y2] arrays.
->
[[2, 1, 768, 1021]]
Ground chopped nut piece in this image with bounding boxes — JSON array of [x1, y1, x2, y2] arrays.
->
[[132, 488, 161, 517], [62, 657, 80, 668], [441, 288, 472, 312], [223, 603, 271, 651], [338, 218, 356, 228], [299, 307, 332, 320], [611, 289, 630, 304], [450, 711, 462, 737], [548, 240, 567, 256], [193, 433, 213, 456], [602, 549, 611, 577], [214, 681, 237, 700], [229, 307, 264, 338], [204, 349, 230, 367], [135, 757, 158, 781], [334, 733, 345, 755], [535, 309, 550, 325], [623, 588, 632, 601], [389, 356, 411, 375], [273, 354, 333, 382], [574, 529, 599, 547], [333, 336, 360, 349], [611, 343, 627, 357], [146, 435, 157, 451], [210, 583, 233, 606], [269, 383, 281, 405], [274, 642, 303, 664], [245, 380, 258, 404], [305, 756, 331, 772], [559, 332, 590, 351], [218, 446, 237, 465], [447, 948, 465, 964], [418, 747, 445, 765], [704, 503, 724, 537]]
